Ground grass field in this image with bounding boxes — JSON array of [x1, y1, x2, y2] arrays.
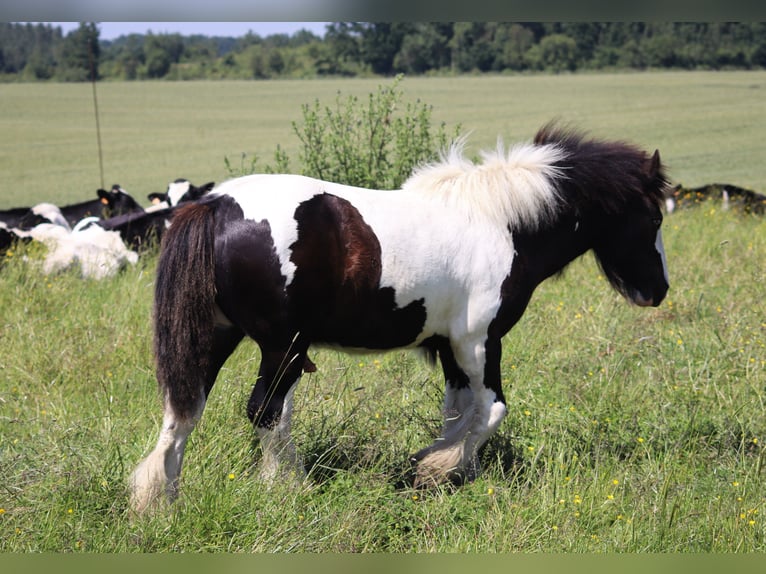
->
[[0, 72, 765, 552], [1, 71, 765, 209]]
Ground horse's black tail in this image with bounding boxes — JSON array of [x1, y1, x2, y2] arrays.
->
[[153, 200, 218, 421]]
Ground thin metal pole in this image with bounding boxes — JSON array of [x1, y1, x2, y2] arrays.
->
[[88, 26, 105, 190]]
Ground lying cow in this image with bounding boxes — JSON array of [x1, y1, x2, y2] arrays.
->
[[82, 206, 176, 251], [1, 204, 69, 262], [0, 185, 144, 230], [666, 183, 766, 215], [0, 202, 70, 231], [147, 179, 215, 208], [9, 222, 138, 280]]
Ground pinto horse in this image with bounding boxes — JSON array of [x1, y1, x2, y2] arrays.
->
[[130, 124, 670, 512]]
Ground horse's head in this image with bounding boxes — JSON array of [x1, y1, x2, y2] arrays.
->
[[592, 150, 670, 307]]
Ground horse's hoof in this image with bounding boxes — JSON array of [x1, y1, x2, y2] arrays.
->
[[408, 448, 480, 489]]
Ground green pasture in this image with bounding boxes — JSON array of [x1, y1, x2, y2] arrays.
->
[[1, 70, 765, 209], [0, 72, 765, 552]]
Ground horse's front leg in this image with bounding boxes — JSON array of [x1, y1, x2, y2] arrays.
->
[[412, 337, 507, 487]]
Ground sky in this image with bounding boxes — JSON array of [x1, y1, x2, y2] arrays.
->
[[49, 22, 331, 40]]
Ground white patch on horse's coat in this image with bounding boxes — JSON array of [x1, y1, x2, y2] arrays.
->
[[487, 400, 508, 437], [656, 230, 669, 285], [402, 140, 566, 230], [413, 339, 509, 483], [416, 387, 506, 485], [212, 175, 312, 286]]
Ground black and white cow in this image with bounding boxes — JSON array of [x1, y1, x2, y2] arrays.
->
[[666, 183, 766, 215], [0, 202, 69, 230], [0, 185, 144, 230], [89, 206, 176, 251], [147, 179, 215, 208]]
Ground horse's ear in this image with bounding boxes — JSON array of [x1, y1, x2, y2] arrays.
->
[[645, 149, 661, 178]]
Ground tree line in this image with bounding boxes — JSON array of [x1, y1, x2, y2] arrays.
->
[[3, 22, 766, 82]]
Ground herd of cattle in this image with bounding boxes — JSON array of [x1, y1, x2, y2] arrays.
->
[[1, 176, 764, 281], [0, 179, 214, 279]]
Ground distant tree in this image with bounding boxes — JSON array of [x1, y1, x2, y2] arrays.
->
[[355, 22, 414, 75], [22, 47, 54, 79], [394, 23, 452, 73], [116, 35, 144, 80], [144, 33, 184, 78], [492, 23, 535, 71], [321, 23, 361, 75], [751, 41, 766, 68], [0, 22, 63, 75], [450, 22, 495, 72], [268, 49, 285, 75], [57, 22, 99, 81], [2, 21, 765, 82], [539, 34, 577, 72], [290, 29, 322, 47]]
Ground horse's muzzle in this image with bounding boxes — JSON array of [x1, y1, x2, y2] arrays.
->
[[632, 284, 668, 307]]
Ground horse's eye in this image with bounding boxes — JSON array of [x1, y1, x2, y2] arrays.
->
[[652, 218, 662, 228]]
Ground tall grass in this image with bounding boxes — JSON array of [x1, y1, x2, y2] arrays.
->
[[0, 204, 763, 552]]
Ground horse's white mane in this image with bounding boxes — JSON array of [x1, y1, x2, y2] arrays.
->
[[402, 137, 567, 230]]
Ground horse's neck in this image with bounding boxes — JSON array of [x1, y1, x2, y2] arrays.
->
[[514, 214, 593, 285]]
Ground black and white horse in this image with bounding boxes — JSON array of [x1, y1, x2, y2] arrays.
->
[[130, 124, 670, 512]]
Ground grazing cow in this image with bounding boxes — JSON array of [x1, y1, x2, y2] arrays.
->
[[147, 179, 215, 208]]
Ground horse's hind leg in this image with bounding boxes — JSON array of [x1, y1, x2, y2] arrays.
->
[[248, 345, 309, 482], [130, 325, 243, 513]]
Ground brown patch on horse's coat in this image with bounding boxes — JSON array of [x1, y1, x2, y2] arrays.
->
[[287, 193, 427, 349]]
